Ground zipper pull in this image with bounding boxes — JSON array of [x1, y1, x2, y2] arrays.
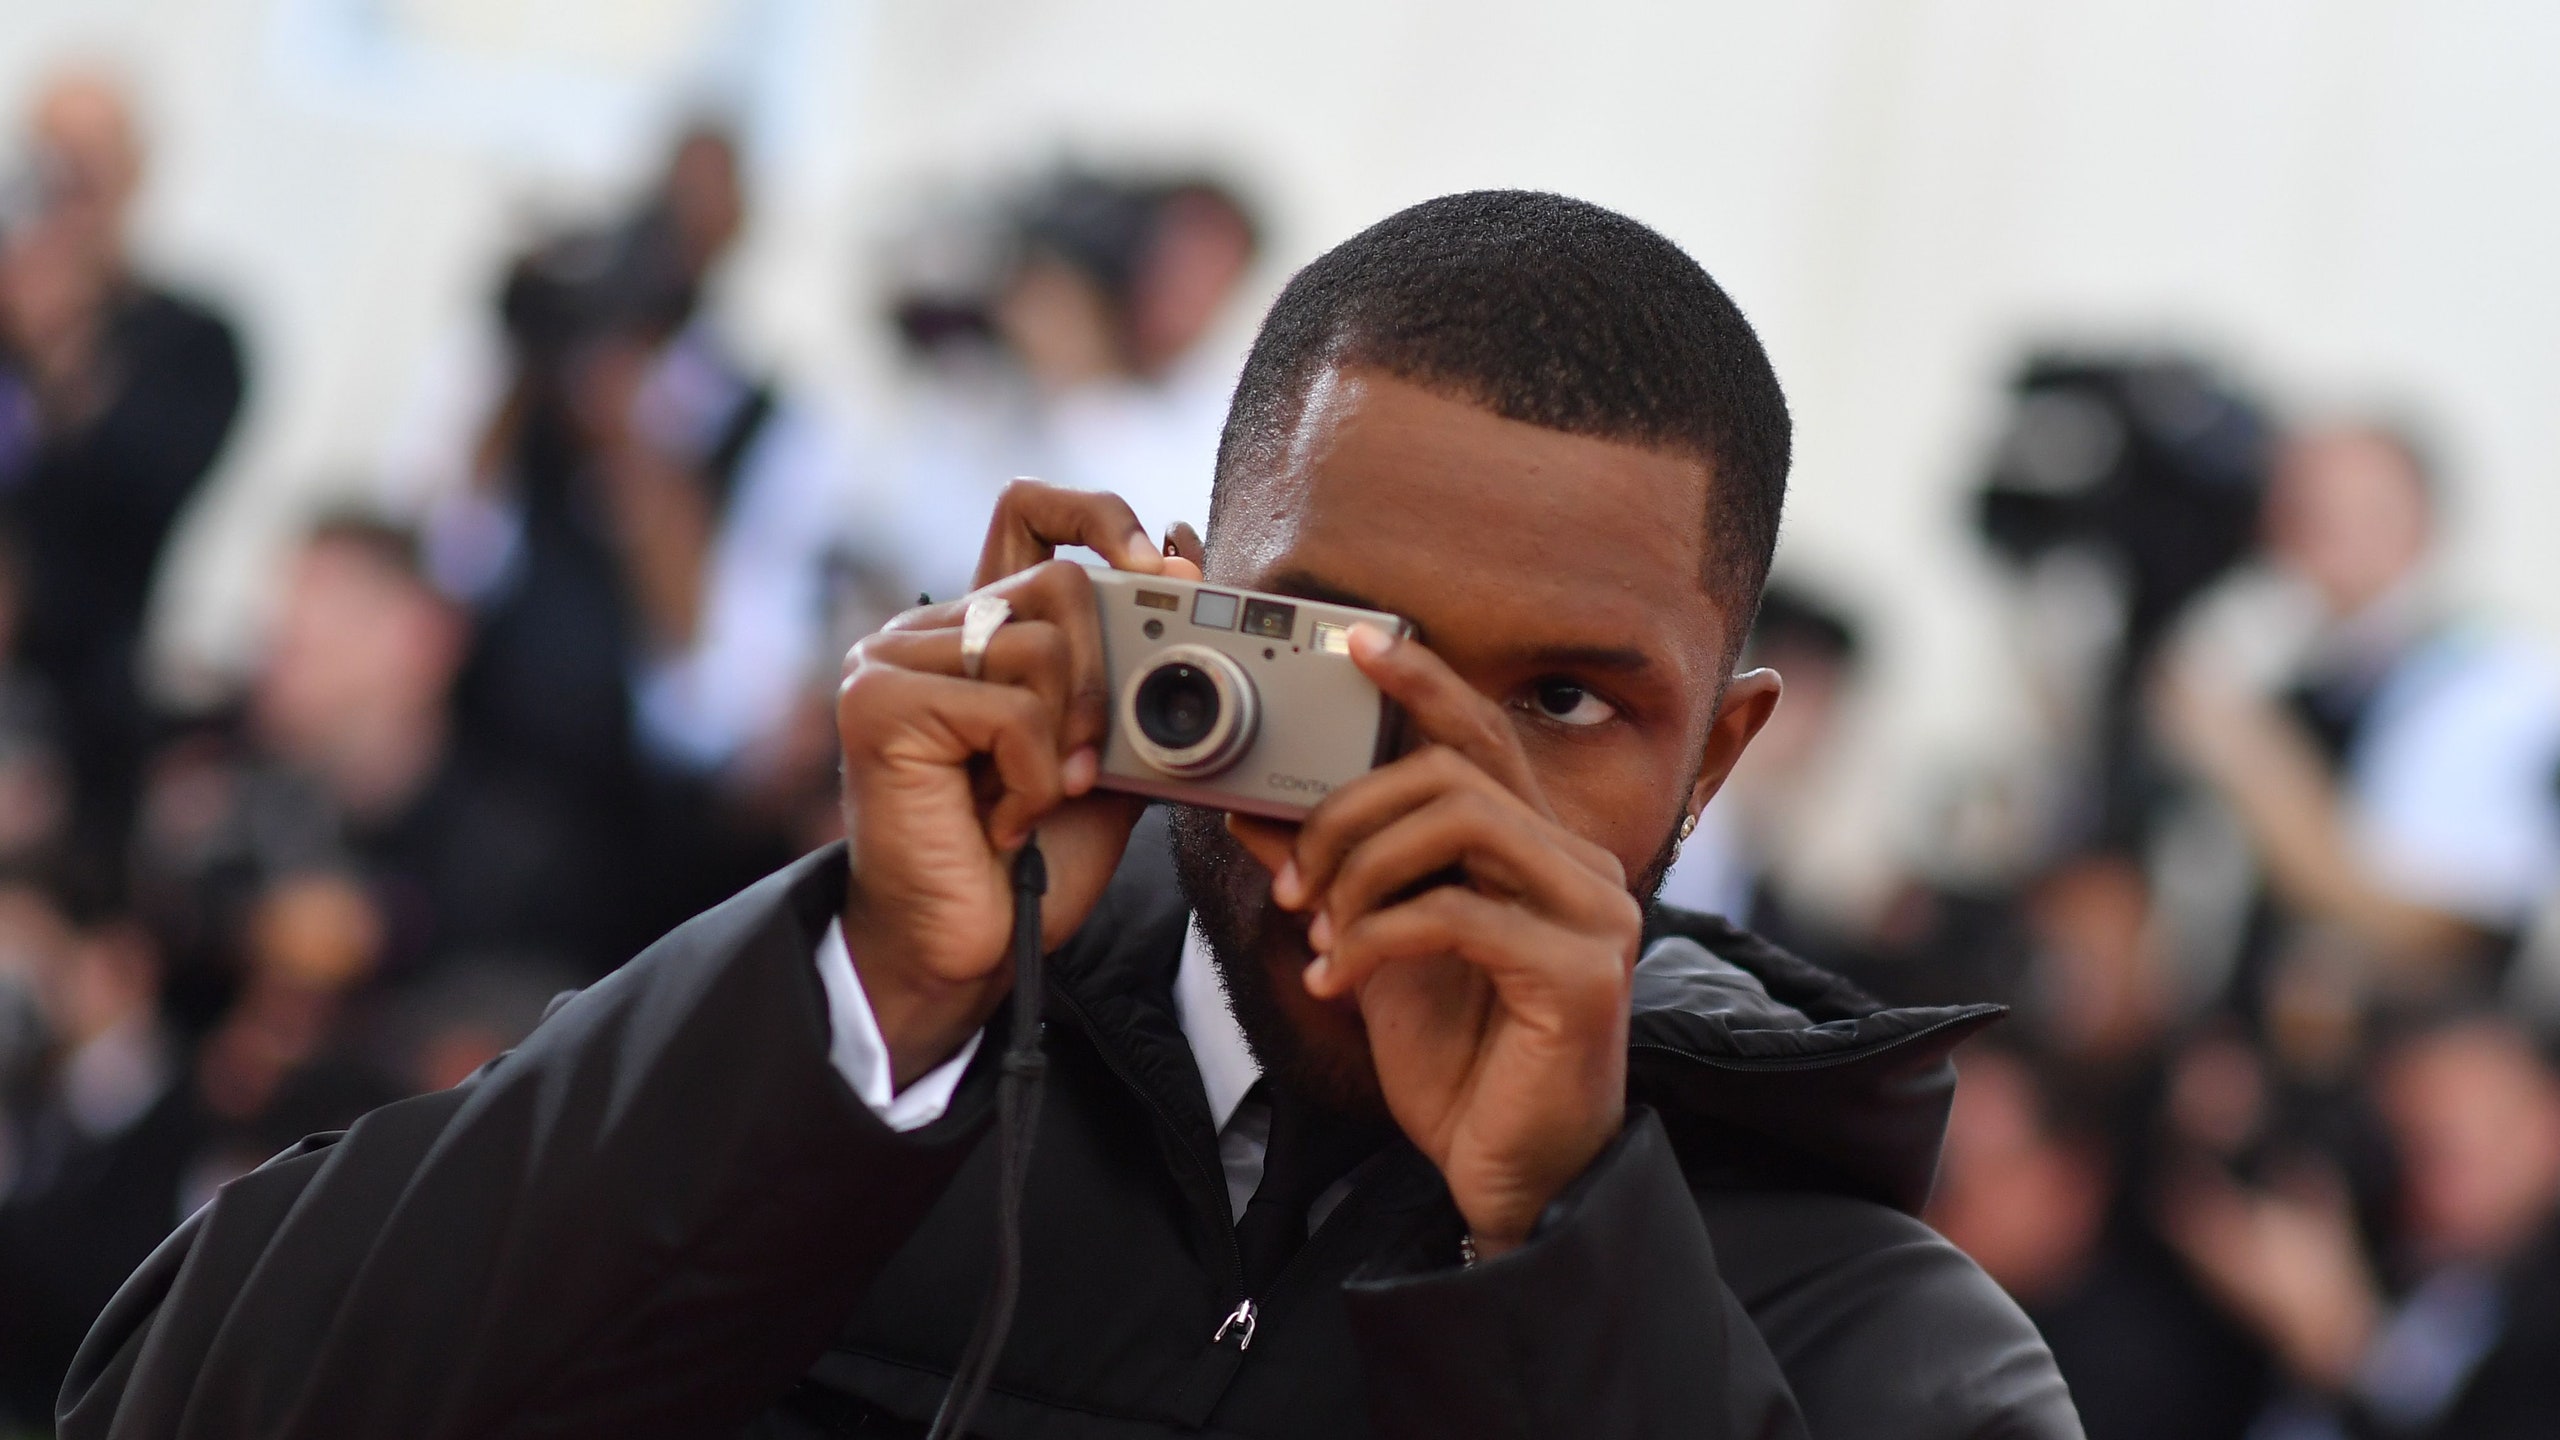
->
[[1212, 1297, 1258, 1351]]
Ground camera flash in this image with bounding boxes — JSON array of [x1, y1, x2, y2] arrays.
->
[[1310, 621, 1351, 654]]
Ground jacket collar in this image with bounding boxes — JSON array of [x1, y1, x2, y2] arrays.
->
[[1028, 808, 1997, 1216]]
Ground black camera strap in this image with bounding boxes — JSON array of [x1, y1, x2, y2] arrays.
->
[[924, 838, 1049, 1440]]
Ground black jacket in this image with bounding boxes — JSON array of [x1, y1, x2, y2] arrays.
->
[[61, 816, 2080, 1439]]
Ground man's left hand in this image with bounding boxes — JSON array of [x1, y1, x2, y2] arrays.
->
[[1251, 624, 1643, 1259]]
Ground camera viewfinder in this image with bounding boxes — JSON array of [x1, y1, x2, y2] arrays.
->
[[1240, 599, 1296, 641], [1135, 589, 1180, 611], [1191, 590, 1240, 630]]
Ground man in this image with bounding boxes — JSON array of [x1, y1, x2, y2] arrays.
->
[[2157, 422, 2560, 1014], [0, 890, 193, 1430], [2162, 1012, 2560, 1438], [0, 68, 247, 865], [60, 193, 2075, 1437], [1933, 1041, 2272, 1440]]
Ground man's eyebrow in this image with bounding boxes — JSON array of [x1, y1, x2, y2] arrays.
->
[[1258, 571, 1664, 674], [1258, 569, 1387, 614], [1519, 643, 1656, 675]]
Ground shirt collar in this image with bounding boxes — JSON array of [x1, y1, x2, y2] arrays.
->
[[1173, 913, 1262, 1132]]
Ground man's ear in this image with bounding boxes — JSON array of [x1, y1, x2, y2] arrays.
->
[[1685, 667, 1782, 821]]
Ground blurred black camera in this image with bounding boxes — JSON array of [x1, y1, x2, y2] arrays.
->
[[1975, 353, 2271, 660], [882, 167, 1251, 361], [497, 207, 697, 379], [1972, 353, 2273, 847]]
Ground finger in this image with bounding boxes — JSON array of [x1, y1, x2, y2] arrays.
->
[[988, 561, 1114, 752], [1310, 887, 1624, 1025], [975, 478, 1167, 589], [850, 620, 1098, 788], [881, 595, 968, 634], [1347, 624, 1544, 805], [1288, 748, 1618, 915], [1225, 813, 1301, 891], [869, 561, 1115, 753], [1316, 789, 1625, 946], [843, 668, 1073, 850], [1164, 521, 1207, 582]]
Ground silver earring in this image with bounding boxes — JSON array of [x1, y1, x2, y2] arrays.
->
[[1677, 812, 1698, 842]]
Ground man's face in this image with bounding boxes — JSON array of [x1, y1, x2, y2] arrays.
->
[[1170, 363, 1759, 1106], [2264, 428, 2431, 620]]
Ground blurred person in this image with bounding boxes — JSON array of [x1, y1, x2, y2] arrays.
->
[[1656, 581, 1871, 953], [1933, 1041, 2273, 1440], [2162, 1012, 2560, 1438], [0, 885, 201, 1430], [130, 515, 610, 998], [0, 524, 71, 871], [399, 121, 861, 798], [2156, 421, 2560, 1054], [2021, 851, 2174, 1076], [62, 193, 2077, 1440], [1973, 355, 2273, 859], [0, 67, 247, 867], [182, 869, 400, 1197], [867, 168, 1261, 603], [378, 957, 578, 1097]]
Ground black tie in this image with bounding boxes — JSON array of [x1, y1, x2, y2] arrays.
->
[[1232, 1083, 1387, 1296]]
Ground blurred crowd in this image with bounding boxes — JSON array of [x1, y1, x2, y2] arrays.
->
[[2, 57, 2559, 1440], [1669, 367, 2560, 1438], [0, 67, 1262, 1429]]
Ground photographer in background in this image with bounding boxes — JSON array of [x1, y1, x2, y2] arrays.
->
[[2162, 1011, 2560, 1439], [873, 168, 1260, 602], [2155, 422, 2560, 1045], [417, 124, 859, 942], [0, 67, 246, 875], [130, 515, 611, 994]]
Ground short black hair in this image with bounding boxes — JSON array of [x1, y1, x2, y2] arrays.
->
[[1212, 190, 1790, 630]]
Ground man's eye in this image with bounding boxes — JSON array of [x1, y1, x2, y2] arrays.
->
[[1527, 680, 1617, 727]]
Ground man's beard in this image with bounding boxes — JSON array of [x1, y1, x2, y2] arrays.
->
[[1165, 795, 1690, 1114], [1166, 802, 1379, 1112]]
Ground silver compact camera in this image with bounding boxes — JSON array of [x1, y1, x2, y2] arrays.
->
[[1087, 567, 1411, 820]]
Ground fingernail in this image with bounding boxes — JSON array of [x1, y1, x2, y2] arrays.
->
[[1064, 746, 1099, 794], [1129, 529, 1161, 568], [1304, 954, 1331, 992], [1272, 858, 1302, 908], [1348, 622, 1394, 660], [1308, 910, 1334, 953]]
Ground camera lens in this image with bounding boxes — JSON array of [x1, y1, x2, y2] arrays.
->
[[1135, 664, 1220, 749], [1120, 644, 1258, 779]]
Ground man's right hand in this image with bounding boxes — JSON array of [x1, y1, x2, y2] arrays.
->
[[835, 481, 1200, 1088]]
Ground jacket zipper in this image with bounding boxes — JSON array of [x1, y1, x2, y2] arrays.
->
[[1212, 1298, 1257, 1350], [1052, 987, 1386, 1356], [1209, 1159, 1389, 1351]]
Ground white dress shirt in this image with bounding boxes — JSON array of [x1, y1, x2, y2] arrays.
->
[[817, 915, 1296, 1224]]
